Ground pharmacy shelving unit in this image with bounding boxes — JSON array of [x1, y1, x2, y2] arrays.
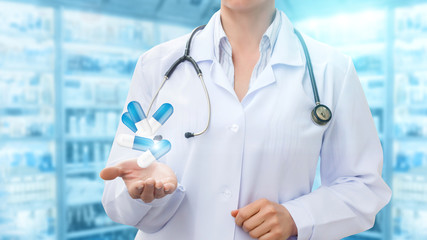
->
[[59, 8, 152, 240], [0, 2, 57, 240], [391, 3, 427, 240], [57, 6, 194, 240], [0, 0, 198, 240]]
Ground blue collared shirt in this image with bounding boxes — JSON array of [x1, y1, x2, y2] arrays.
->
[[213, 9, 282, 89]]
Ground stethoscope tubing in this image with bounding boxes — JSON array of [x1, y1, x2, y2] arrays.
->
[[148, 25, 212, 138], [146, 24, 331, 138], [293, 29, 321, 105]]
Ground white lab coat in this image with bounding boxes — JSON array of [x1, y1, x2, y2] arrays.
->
[[102, 11, 391, 240]]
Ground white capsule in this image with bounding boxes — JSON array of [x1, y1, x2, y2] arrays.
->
[[117, 134, 153, 152], [148, 103, 173, 135], [127, 101, 152, 137], [137, 140, 171, 168]]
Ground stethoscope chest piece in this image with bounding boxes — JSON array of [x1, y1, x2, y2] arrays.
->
[[311, 104, 332, 125]]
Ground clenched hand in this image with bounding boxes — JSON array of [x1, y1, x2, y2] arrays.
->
[[231, 198, 297, 240]]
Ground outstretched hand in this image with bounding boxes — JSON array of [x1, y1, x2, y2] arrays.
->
[[100, 160, 177, 203]]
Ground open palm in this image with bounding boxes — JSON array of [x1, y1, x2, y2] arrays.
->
[[100, 160, 177, 203]]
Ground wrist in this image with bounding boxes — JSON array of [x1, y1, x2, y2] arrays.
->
[[290, 215, 298, 236], [281, 204, 298, 237]]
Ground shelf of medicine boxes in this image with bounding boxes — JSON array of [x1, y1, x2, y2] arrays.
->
[[65, 202, 128, 238], [0, 36, 54, 72], [59, 10, 149, 238], [67, 225, 135, 239]]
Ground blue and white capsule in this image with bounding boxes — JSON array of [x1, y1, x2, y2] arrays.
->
[[117, 134, 154, 152], [127, 101, 152, 137], [121, 112, 138, 133], [148, 103, 174, 135], [137, 140, 171, 168]]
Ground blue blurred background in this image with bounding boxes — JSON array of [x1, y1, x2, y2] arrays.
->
[[0, 0, 426, 239]]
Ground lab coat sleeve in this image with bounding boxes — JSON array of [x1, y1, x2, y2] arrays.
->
[[282, 57, 392, 240], [102, 55, 186, 233]]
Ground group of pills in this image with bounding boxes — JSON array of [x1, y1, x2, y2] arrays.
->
[[117, 101, 173, 168]]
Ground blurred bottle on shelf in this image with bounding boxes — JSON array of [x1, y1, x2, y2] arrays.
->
[[63, 10, 156, 49], [0, 142, 57, 239], [395, 3, 427, 39], [68, 228, 137, 240], [66, 174, 105, 205], [394, 72, 427, 138], [65, 109, 120, 137], [66, 203, 115, 233], [0, 2, 53, 39], [295, 10, 385, 46]]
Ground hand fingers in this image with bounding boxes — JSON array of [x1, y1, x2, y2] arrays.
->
[[235, 200, 264, 227], [128, 181, 144, 199], [99, 166, 122, 180], [248, 219, 271, 239], [242, 211, 264, 233], [258, 230, 278, 240], [141, 178, 155, 203], [231, 209, 239, 218], [154, 181, 166, 199], [163, 177, 177, 194]]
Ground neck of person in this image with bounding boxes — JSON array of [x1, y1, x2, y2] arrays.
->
[[220, 3, 276, 54]]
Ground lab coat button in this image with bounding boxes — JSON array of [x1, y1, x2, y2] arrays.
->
[[223, 189, 232, 199], [230, 124, 239, 133]]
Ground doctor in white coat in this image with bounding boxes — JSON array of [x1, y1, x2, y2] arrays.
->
[[100, 0, 392, 239]]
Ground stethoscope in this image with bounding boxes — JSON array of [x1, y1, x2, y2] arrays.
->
[[146, 25, 332, 139]]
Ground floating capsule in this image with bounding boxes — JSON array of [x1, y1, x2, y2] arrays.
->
[[127, 101, 152, 136], [117, 134, 154, 152], [137, 140, 171, 168], [121, 112, 138, 133], [148, 103, 174, 135]]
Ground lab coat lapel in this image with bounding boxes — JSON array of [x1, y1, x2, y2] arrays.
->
[[246, 64, 276, 98], [270, 11, 304, 67], [247, 11, 305, 98], [191, 11, 237, 96], [210, 61, 236, 97], [191, 12, 216, 64], [190, 10, 308, 99]]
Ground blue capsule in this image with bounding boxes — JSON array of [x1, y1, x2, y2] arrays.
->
[[121, 112, 137, 133], [150, 140, 171, 159], [137, 139, 172, 168], [127, 101, 147, 123], [133, 136, 154, 151], [152, 103, 173, 125], [127, 101, 152, 136], [117, 134, 153, 151]]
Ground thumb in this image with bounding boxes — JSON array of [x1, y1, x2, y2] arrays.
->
[[100, 166, 123, 180], [231, 209, 239, 218]]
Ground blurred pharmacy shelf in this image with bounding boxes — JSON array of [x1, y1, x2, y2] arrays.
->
[[1, 0, 427, 240], [0, 1, 192, 240], [58, 7, 192, 240], [0, 2, 57, 240], [392, 3, 427, 240]]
